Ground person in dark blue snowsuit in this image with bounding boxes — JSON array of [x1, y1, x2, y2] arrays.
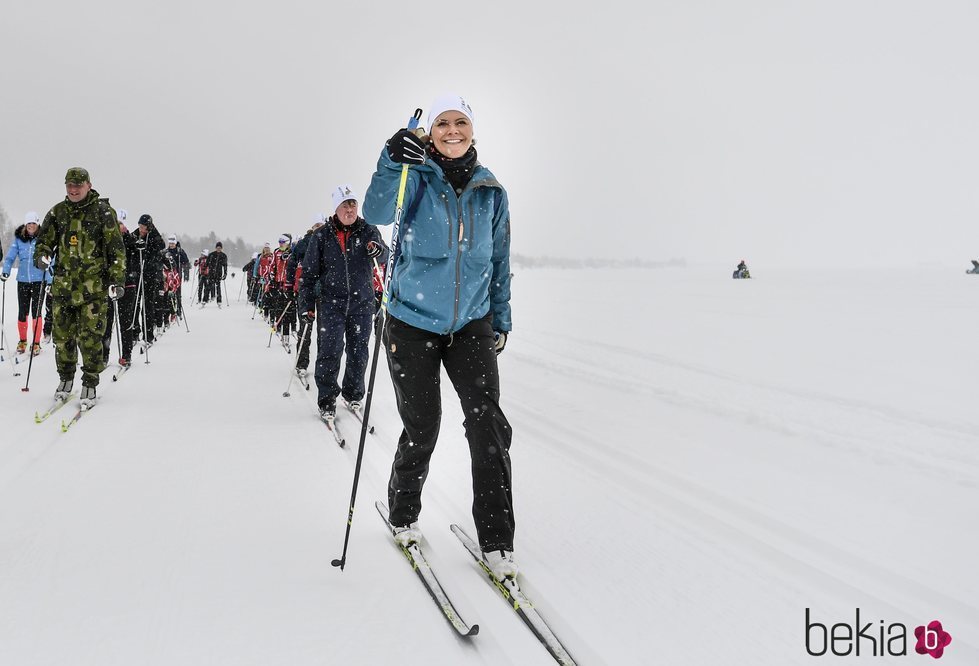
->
[[299, 185, 387, 417]]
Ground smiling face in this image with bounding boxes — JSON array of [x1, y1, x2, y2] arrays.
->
[[65, 180, 91, 203], [430, 110, 473, 159]]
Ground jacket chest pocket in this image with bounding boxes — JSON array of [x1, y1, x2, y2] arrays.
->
[[461, 197, 494, 260], [404, 195, 452, 259]]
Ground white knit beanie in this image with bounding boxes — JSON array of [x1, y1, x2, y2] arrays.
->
[[427, 94, 474, 132], [331, 185, 358, 213]]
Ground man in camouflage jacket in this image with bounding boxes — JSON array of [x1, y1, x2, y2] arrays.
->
[[35, 167, 126, 395]]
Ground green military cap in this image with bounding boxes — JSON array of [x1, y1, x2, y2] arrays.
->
[[65, 167, 90, 184]]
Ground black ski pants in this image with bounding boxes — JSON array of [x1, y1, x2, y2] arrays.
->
[[384, 313, 514, 553], [313, 301, 371, 407], [295, 315, 313, 371], [102, 286, 137, 362]]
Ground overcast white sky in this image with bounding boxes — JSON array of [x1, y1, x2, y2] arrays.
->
[[2, 1, 978, 267]]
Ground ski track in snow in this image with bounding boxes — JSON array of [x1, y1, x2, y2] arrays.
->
[[1, 267, 977, 665]]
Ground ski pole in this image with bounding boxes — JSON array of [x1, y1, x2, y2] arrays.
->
[[141, 273, 152, 364], [251, 283, 261, 320], [332, 107, 422, 571], [178, 290, 191, 332], [267, 300, 292, 348], [238, 274, 245, 301], [282, 313, 313, 398], [112, 296, 123, 365], [0, 277, 6, 352], [130, 251, 145, 330]]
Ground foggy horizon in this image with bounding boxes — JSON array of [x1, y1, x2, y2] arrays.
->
[[3, 1, 978, 269]]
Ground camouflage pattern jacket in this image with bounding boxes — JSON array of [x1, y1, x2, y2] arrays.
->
[[36, 189, 126, 306]]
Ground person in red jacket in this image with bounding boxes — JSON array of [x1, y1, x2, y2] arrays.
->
[[256, 243, 275, 319], [269, 234, 295, 348]]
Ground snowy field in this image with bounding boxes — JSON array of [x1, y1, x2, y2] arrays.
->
[[0, 265, 976, 665]]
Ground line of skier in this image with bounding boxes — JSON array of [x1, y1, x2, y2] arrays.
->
[[1, 168, 192, 408], [7, 93, 519, 586]]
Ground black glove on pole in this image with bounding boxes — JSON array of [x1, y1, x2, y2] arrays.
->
[[386, 128, 427, 164]]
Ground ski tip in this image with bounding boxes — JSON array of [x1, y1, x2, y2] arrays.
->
[[282, 391, 290, 397], [466, 624, 480, 637]]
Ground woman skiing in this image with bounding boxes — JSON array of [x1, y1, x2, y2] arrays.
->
[[364, 94, 516, 580], [1, 212, 53, 355]]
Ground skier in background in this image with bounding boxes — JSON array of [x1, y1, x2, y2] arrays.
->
[[206, 241, 228, 307], [288, 219, 324, 378], [733, 260, 751, 279], [195, 250, 209, 303], [243, 252, 258, 303], [133, 214, 165, 344], [2, 211, 53, 355], [102, 217, 139, 367]]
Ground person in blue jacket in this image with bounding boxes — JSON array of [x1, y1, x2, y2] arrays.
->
[[300, 185, 388, 419], [363, 93, 517, 580], [1, 212, 54, 354]]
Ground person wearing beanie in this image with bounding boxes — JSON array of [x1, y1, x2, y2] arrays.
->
[[102, 216, 141, 367], [164, 235, 189, 319], [1, 211, 54, 355], [130, 213, 166, 344], [267, 234, 295, 344], [32, 168, 126, 407], [365, 94, 516, 580], [194, 250, 210, 304], [204, 241, 228, 307], [300, 185, 387, 419], [253, 243, 274, 316]]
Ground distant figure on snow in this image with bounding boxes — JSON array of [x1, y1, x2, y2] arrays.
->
[[733, 260, 751, 279], [966, 259, 979, 274]]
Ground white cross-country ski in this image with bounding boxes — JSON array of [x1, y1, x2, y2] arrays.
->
[[35, 392, 77, 423], [450, 524, 577, 665], [342, 399, 375, 434], [320, 411, 346, 447], [376, 501, 479, 638], [61, 398, 97, 433]]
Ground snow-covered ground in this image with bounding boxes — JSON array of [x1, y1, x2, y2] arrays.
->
[[0, 265, 976, 665]]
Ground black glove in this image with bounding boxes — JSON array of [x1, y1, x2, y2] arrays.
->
[[134, 237, 147, 250], [0, 273, 8, 282], [302, 311, 315, 324], [108, 284, 123, 300], [386, 129, 427, 164], [34, 254, 51, 270], [286, 290, 296, 301], [494, 331, 508, 356], [231, 272, 236, 278], [366, 241, 383, 258]]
